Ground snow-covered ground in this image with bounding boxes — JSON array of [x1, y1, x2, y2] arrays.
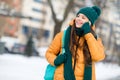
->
[[96, 62, 120, 80], [0, 52, 120, 80]]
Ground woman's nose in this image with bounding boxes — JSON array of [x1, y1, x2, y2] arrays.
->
[[77, 17, 82, 21]]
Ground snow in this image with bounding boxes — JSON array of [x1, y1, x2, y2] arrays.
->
[[0, 36, 19, 51], [0, 54, 48, 80], [96, 62, 120, 80], [0, 48, 120, 80], [37, 47, 48, 57]]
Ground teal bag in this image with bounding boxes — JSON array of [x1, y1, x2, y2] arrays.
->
[[44, 64, 56, 80], [44, 30, 66, 80]]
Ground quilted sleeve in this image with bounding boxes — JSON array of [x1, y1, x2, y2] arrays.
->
[[45, 32, 63, 66], [84, 33, 105, 62]]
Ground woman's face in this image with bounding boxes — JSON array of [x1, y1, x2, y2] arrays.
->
[[75, 13, 89, 28]]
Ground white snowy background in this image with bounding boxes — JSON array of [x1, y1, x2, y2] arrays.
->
[[0, 47, 120, 80]]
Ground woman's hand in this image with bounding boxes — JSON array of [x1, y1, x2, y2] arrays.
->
[[54, 54, 66, 66], [80, 22, 91, 36]]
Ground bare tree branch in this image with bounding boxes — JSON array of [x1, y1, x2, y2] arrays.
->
[[62, 0, 74, 22], [47, 0, 57, 23], [93, 0, 107, 9]]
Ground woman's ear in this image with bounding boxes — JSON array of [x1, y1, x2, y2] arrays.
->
[[91, 24, 96, 31]]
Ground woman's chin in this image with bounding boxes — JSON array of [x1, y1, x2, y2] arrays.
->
[[76, 25, 82, 28]]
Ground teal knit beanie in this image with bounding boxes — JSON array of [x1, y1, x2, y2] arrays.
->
[[76, 6, 101, 25]]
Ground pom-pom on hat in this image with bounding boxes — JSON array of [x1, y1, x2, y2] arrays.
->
[[76, 6, 101, 25]]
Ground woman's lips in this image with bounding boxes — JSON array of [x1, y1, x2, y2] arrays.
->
[[76, 21, 83, 25]]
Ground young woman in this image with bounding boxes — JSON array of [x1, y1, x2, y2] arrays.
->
[[45, 6, 105, 80]]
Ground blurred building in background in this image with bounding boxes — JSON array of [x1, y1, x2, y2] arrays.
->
[[0, 0, 21, 37], [0, 0, 52, 47], [0, 0, 83, 47], [20, 0, 48, 45], [0, 0, 120, 61], [96, 0, 120, 63]]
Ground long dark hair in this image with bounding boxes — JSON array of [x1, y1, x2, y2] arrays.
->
[[70, 22, 97, 66]]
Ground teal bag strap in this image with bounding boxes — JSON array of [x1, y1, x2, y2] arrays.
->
[[62, 30, 66, 54]]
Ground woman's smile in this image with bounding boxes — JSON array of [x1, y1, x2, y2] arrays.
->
[[75, 20, 83, 27]]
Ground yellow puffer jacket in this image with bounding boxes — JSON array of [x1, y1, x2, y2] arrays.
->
[[45, 28, 105, 80]]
